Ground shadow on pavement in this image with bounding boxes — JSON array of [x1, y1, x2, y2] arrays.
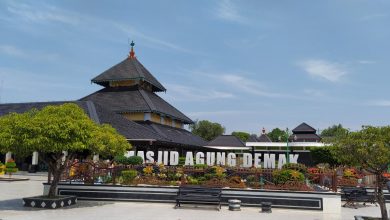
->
[[65, 200, 115, 209], [342, 203, 378, 209], [174, 204, 222, 211], [0, 199, 40, 212]]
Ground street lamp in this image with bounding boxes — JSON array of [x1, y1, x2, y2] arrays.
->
[[285, 128, 290, 163], [278, 128, 291, 163]]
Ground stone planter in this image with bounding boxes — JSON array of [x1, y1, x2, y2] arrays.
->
[[228, 199, 241, 211], [261, 202, 272, 213], [23, 195, 77, 209]]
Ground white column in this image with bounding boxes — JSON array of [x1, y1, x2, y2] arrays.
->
[[93, 154, 99, 162], [32, 151, 39, 165], [62, 151, 68, 162], [5, 152, 12, 162]]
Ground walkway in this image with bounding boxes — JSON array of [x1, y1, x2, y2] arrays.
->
[[0, 173, 384, 220]]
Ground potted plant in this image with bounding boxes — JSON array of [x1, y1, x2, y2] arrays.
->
[[0, 161, 5, 175], [5, 159, 18, 178]]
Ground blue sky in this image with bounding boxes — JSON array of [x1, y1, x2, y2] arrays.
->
[[0, 0, 389, 134]]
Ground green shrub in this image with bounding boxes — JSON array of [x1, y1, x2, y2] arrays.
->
[[0, 162, 4, 173], [128, 156, 143, 165], [194, 164, 208, 169], [5, 160, 18, 177], [204, 173, 214, 180], [197, 176, 207, 182], [282, 163, 308, 175], [310, 147, 339, 166], [101, 175, 112, 184], [114, 155, 129, 165], [178, 157, 186, 166], [167, 170, 181, 181], [187, 176, 200, 185], [273, 169, 304, 184], [121, 169, 138, 184], [246, 175, 258, 183], [114, 155, 144, 165]]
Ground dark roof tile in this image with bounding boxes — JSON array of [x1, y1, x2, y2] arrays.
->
[[247, 135, 258, 142], [0, 101, 169, 141], [138, 121, 207, 147], [80, 87, 193, 124], [205, 135, 246, 147], [91, 58, 166, 92], [258, 134, 272, 142], [292, 122, 317, 133]]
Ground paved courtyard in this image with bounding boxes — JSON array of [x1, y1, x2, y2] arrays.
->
[[0, 173, 385, 220]]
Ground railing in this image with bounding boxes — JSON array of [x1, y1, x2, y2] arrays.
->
[[59, 161, 377, 192]]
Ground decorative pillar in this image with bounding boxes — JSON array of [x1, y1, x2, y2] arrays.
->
[[62, 151, 68, 162], [29, 151, 39, 173], [32, 151, 39, 165], [5, 152, 12, 162], [93, 154, 99, 162]]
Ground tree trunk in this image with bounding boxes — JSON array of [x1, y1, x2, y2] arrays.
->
[[44, 152, 73, 198], [48, 169, 62, 198], [376, 173, 388, 220]]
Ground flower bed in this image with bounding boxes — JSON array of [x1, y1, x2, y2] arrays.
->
[[60, 160, 376, 191], [62, 161, 318, 191]]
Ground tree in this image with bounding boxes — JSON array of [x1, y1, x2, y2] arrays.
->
[[309, 146, 338, 166], [321, 124, 348, 141], [331, 126, 390, 220], [231, 131, 250, 142], [190, 120, 225, 141], [268, 128, 288, 142], [0, 103, 130, 198]]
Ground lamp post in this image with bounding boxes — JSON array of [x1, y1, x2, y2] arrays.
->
[[285, 128, 290, 163], [279, 128, 292, 164]]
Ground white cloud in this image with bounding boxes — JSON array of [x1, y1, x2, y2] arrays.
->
[[303, 89, 326, 97], [0, 45, 24, 57], [161, 84, 234, 102], [187, 110, 254, 118], [219, 74, 288, 98], [360, 13, 388, 21], [0, 67, 80, 91], [113, 24, 192, 54], [3, 1, 191, 54], [0, 44, 59, 61], [357, 60, 376, 64], [181, 69, 299, 99], [215, 0, 247, 24], [6, 1, 79, 25], [298, 59, 347, 82], [368, 100, 390, 107]]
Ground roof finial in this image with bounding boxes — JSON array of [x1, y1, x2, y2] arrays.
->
[[262, 127, 266, 134], [129, 40, 136, 59]]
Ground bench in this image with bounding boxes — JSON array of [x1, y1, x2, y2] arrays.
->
[[341, 187, 377, 209], [175, 186, 222, 210]]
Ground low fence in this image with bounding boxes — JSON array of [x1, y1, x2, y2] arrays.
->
[[55, 161, 382, 192]]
